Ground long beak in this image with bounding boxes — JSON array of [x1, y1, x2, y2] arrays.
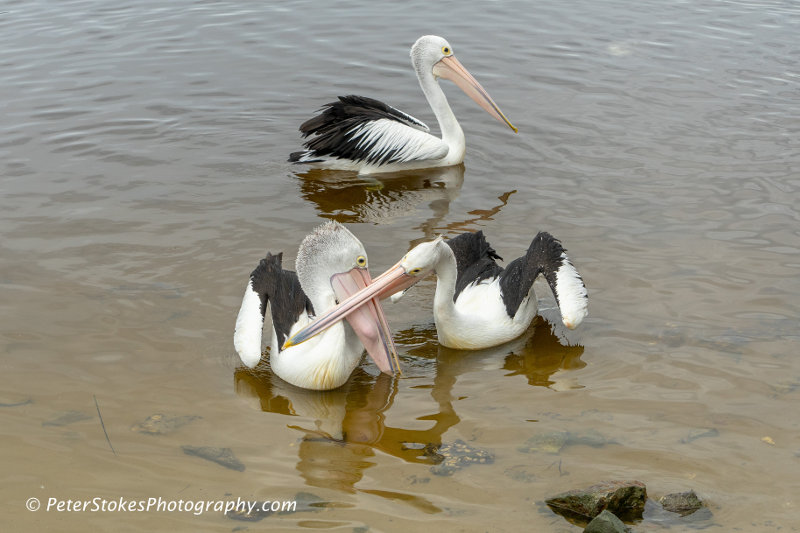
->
[[283, 263, 414, 356], [298, 267, 402, 375], [433, 55, 518, 133]]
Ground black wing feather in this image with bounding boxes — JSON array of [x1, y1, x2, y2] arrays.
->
[[289, 95, 429, 165], [249, 252, 314, 350], [445, 231, 504, 302], [498, 232, 568, 318]]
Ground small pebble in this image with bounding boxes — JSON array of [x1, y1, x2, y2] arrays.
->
[[131, 413, 201, 435], [181, 445, 245, 472], [42, 411, 92, 427]]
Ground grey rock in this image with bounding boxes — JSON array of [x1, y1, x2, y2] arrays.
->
[[645, 497, 715, 527], [584, 510, 630, 533], [771, 378, 800, 396], [131, 413, 201, 435], [518, 431, 569, 454], [424, 439, 494, 476], [42, 410, 92, 427], [519, 430, 610, 455], [0, 396, 32, 408], [181, 445, 245, 472], [569, 429, 610, 448], [546, 480, 647, 521], [659, 490, 703, 516], [681, 428, 719, 444]]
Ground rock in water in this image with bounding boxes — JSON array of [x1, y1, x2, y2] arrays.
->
[[42, 411, 92, 426], [584, 510, 630, 533], [659, 490, 703, 516], [518, 430, 610, 455], [0, 396, 32, 408], [131, 414, 201, 435], [518, 431, 568, 454], [181, 445, 245, 472], [681, 428, 719, 444], [423, 439, 494, 476], [546, 480, 647, 521], [569, 429, 610, 448]]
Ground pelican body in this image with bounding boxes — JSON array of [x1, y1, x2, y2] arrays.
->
[[286, 231, 588, 351], [233, 221, 400, 390], [289, 35, 517, 174]]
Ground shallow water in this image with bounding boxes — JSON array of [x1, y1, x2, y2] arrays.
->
[[2, 0, 799, 531]]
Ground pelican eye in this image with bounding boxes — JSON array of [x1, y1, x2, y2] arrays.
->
[[441, 46, 451, 55], [356, 255, 367, 267], [409, 267, 422, 275]]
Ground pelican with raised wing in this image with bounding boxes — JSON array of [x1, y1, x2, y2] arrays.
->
[[289, 35, 517, 174], [285, 231, 587, 351], [233, 221, 400, 390]]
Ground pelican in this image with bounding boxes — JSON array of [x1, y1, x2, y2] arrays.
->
[[233, 221, 400, 390], [285, 231, 588, 351], [288, 35, 517, 174]]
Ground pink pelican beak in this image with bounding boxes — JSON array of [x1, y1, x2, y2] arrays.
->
[[283, 261, 416, 359], [433, 55, 518, 133], [289, 266, 402, 375]]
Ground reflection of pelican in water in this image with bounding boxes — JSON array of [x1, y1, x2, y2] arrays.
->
[[289, 36, 516, 174], [296, 165, 522, 255], [294, 164, 464, 237], [399, 317, 586, 391], [233, 221, 399, 390], [234, 366, 457, 505], [233, 322, 583, 497], [286, 230, 588, 351]]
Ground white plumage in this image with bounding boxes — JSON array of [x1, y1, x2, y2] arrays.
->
[[285, 231, 588, 352], [233, 222, 399, 390], [289, 36, 516, 174]]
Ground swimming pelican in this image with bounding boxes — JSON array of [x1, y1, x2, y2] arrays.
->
[[233, 221, 400, 390], [285, 231, 588, 351], [289, 35, 517, 174]]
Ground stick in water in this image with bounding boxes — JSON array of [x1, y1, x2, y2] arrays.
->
[[94, 394, 117, 456]]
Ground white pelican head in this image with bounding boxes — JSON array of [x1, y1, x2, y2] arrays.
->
[[410, 35, 517, 133], [293, 221, 400, 375], [283, 237, 447, 348]]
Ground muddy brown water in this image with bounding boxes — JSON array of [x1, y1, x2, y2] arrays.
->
[[2, 0, 799, 531]]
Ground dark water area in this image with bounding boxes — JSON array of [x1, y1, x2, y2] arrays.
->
[[2, 0, 799, 530]]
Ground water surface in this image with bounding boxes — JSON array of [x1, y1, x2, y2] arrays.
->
[[2, 0, 799, 531]]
